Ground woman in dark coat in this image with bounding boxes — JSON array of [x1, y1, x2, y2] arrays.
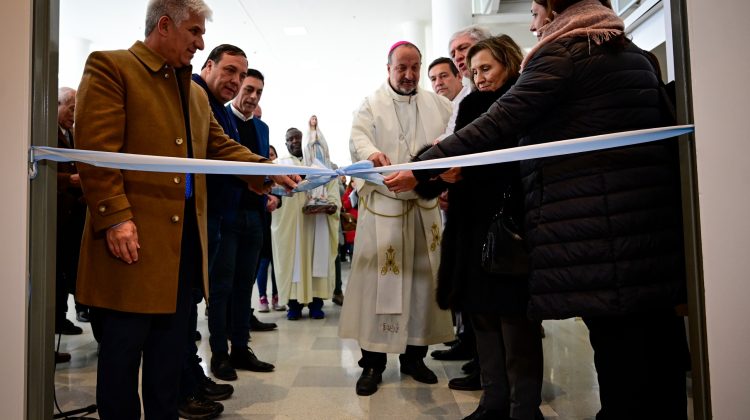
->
[[415, 35, 543, 420], [386, 1, 688, 419]]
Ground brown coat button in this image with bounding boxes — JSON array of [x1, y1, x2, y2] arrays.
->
[[173, 177, 181, 184], [98, 205, 106, 213], [175, 138, 183, 145], [164, 73, 170, 79], [171, 215, 180, 223]]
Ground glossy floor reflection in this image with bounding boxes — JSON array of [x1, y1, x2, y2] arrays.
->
[[54, 260, 693, 419]]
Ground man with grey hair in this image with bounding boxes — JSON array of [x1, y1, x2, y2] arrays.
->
[[436, 25, 491, 139], [428, 25, 493, 394], [448, 24, 492, 79], [74, 0, 298, 417], [55, 87, 86, 360]]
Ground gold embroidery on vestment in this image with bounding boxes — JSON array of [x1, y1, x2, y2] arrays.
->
[[430, 223, 441, 252], [381, 322, 400, 333], [380, 245, 401, 275]]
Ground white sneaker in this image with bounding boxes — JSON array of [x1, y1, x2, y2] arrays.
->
[[258, 296, 270, 313]]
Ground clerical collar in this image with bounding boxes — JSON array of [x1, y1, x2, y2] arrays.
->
[[229, 103, 254, 122], [388, 81, 418, 98]]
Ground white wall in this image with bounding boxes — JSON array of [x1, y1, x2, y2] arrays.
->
[[0, 0, 31, 418], [686, 1, 750, 418]]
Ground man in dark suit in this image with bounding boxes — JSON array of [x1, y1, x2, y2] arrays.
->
[[54, 87, 85, 363], [74, 1, 298, 417]]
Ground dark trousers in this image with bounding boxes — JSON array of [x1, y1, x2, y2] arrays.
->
[[584, 310, 689, 420], [472, 313, 543, 420], [92, 200, 199, 419], [359, 345, 427, 373], [456, 312, 477, 356], [207, 209, 263, 354], [334, 255, 342, 295], [56, 204, 86, 324], [55, 272, 72, 324], [179, 287, 205, 400]]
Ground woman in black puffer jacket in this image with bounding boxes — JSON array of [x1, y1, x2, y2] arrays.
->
[[385, 1, 688, 419], [415, 36, 543, 420]]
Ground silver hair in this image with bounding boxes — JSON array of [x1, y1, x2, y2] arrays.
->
[[448, 25, 492, 50], [58, 87, 76, 105], [144, 0, 213, 37]]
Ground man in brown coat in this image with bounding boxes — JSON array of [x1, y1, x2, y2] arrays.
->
[[73, 0, 297, 417]]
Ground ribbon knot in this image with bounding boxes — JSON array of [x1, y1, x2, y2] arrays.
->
[[289, 159, 384, 194]]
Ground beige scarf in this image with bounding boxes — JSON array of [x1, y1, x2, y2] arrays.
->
[[521, 0, 624, 70]]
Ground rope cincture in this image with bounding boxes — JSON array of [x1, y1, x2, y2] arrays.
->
[[361, 190, 439, 219]]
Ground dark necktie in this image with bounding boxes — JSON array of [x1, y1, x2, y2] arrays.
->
[[185, 173, 193, 199]]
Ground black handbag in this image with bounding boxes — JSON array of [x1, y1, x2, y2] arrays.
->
[[480, 188, 530, 276]]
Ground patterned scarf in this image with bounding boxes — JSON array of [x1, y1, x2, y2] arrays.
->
[[521, 0, 624, 70]]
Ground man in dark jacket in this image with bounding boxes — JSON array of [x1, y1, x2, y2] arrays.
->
[[192, 45, 276, 389], [176, 45, 275, 417]]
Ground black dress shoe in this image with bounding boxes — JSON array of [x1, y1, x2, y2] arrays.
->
[[55, 351, 71, 364], [462, 358, 478, 374], [55, 318, 83, 335], [210, 353, 238, 381], [230, 347, 275, 372], [199, 376, 234, 401], [355, 368, 382, 396], [400, 359, 438, 384], [250, 313, 278, 332], [332, 293, 344, 306], [178, 395, 223, 420], [430, 340, 473, 360], [449, 369, 481, 391], [463, 405, 510, 420]]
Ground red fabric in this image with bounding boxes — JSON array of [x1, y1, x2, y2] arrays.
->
[[342, 185, 358, 244]]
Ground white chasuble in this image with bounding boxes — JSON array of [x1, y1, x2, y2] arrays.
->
[[271, 156, 340, 304], [339, 82, 454, 353]]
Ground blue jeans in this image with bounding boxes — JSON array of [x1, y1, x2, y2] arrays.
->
[[255, 257, 277, 298], [207, 209, 263, 355]]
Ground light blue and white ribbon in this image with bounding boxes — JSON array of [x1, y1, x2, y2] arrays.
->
[[347, 125, 695, 174], [31, 125, 693, 191], [295, 159, 385, 191]]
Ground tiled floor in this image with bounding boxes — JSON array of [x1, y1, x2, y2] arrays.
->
[[54, 261, 692, 419]]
